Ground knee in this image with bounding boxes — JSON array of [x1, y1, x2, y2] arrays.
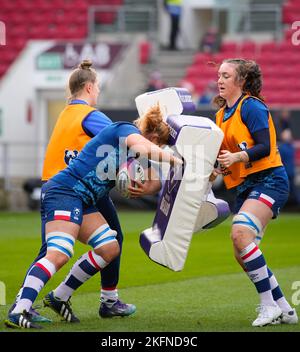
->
[[231, 211, 263, 249], [46, 232, 75, 269], [231, 227, 248, 246], [95, 241, 120, 263], [46, 251, 70, 270], [87, 224, 120, 263], [107, 241, 120, 262]]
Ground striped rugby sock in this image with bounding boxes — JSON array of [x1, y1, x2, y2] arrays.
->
[[53, 251, 107, 301], [101, 287, 118, 307], [268, 268, 293, 313], [240, 242, 275, 306], [12, 258, 56, 314]]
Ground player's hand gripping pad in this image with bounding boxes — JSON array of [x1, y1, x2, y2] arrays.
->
[[139, 114, 230, 271]]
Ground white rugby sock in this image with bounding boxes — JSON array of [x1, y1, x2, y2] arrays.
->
[[101, 288, 118, 307]]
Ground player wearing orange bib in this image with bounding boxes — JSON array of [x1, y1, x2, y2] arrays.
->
[[212, 59, 298, 327]]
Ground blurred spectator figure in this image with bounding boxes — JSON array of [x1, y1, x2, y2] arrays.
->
[[164, 0, 182, 50], [197, 80, 218, 107], [278, 125, 300, 206], [279, 108, 291, 131], [200, 27, 221, 53], [146, 71, 167, 92]]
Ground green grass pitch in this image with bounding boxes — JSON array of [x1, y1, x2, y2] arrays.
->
[[0, 211, 299, 332]]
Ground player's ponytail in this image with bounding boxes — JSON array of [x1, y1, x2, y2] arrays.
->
[[242, 60, 264, 101], [68, 59, 97, 101], [134, 105, 170, 145]]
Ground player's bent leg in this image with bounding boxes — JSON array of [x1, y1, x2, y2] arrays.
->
[[9, 219, 52, 323], [97, 238, 136, 319], [95, 198, 136, 318], [45, 217, 120, 322], [93, 231, 135, 318], [231, 206, 283, 326], [6, 253, 62, 329], [42, 228, 81, 323], [9, 221, 78, 328], [97, 238, 136, 318]]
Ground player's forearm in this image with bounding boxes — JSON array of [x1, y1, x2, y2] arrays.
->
[[131, 140, 178, 166], [126, 134, 181, 167], [234, 151, 249, 163], [144, 179, 162, 195]]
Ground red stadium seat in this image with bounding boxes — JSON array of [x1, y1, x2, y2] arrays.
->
[[14, 0, 37, 10], [220, 41, 238, 53], [0, 0, 118, 79], [240, 41, 258, 56], [282, 6, 300, 24], [1, 0, 16, 10], [95, 12, 117, 25], [183, 32, 300, 107], [277, 41, 298, 53], [210, 53, 228, 64], [192, 53, 213, 65], [0, 63, 7, 76], [260, 41, 280, 53], [1, 49, 16, 63]]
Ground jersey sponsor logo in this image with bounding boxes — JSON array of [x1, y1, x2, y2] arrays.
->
[[54, 210, 71, 221], [220, 164, 232, 176], [258, 193, 275, 208], [64, 149, 79, 166]]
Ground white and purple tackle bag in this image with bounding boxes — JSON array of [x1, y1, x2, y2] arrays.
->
[[135, 88, 230, 271]]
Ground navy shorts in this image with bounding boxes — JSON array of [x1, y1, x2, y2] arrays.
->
[[234, 166, 289, 218], [41, 180, 98, 225]]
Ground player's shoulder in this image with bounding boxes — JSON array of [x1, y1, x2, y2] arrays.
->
[[242, 96, 269, 112], [240, 96, 270, 128], [98, 121, 139, 137], [89, 109, 112, 121], [111, 121, 139, 130]]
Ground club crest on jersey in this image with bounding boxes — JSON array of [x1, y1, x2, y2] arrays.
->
[[237, 142, 252, 169], [64, 150, 79, 165], [237, 141, 247, 151], [73, 208, 81, 220]]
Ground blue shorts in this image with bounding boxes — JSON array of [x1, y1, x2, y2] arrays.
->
[[234, 166, 289, 218], [41, 180, 98, 225]]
